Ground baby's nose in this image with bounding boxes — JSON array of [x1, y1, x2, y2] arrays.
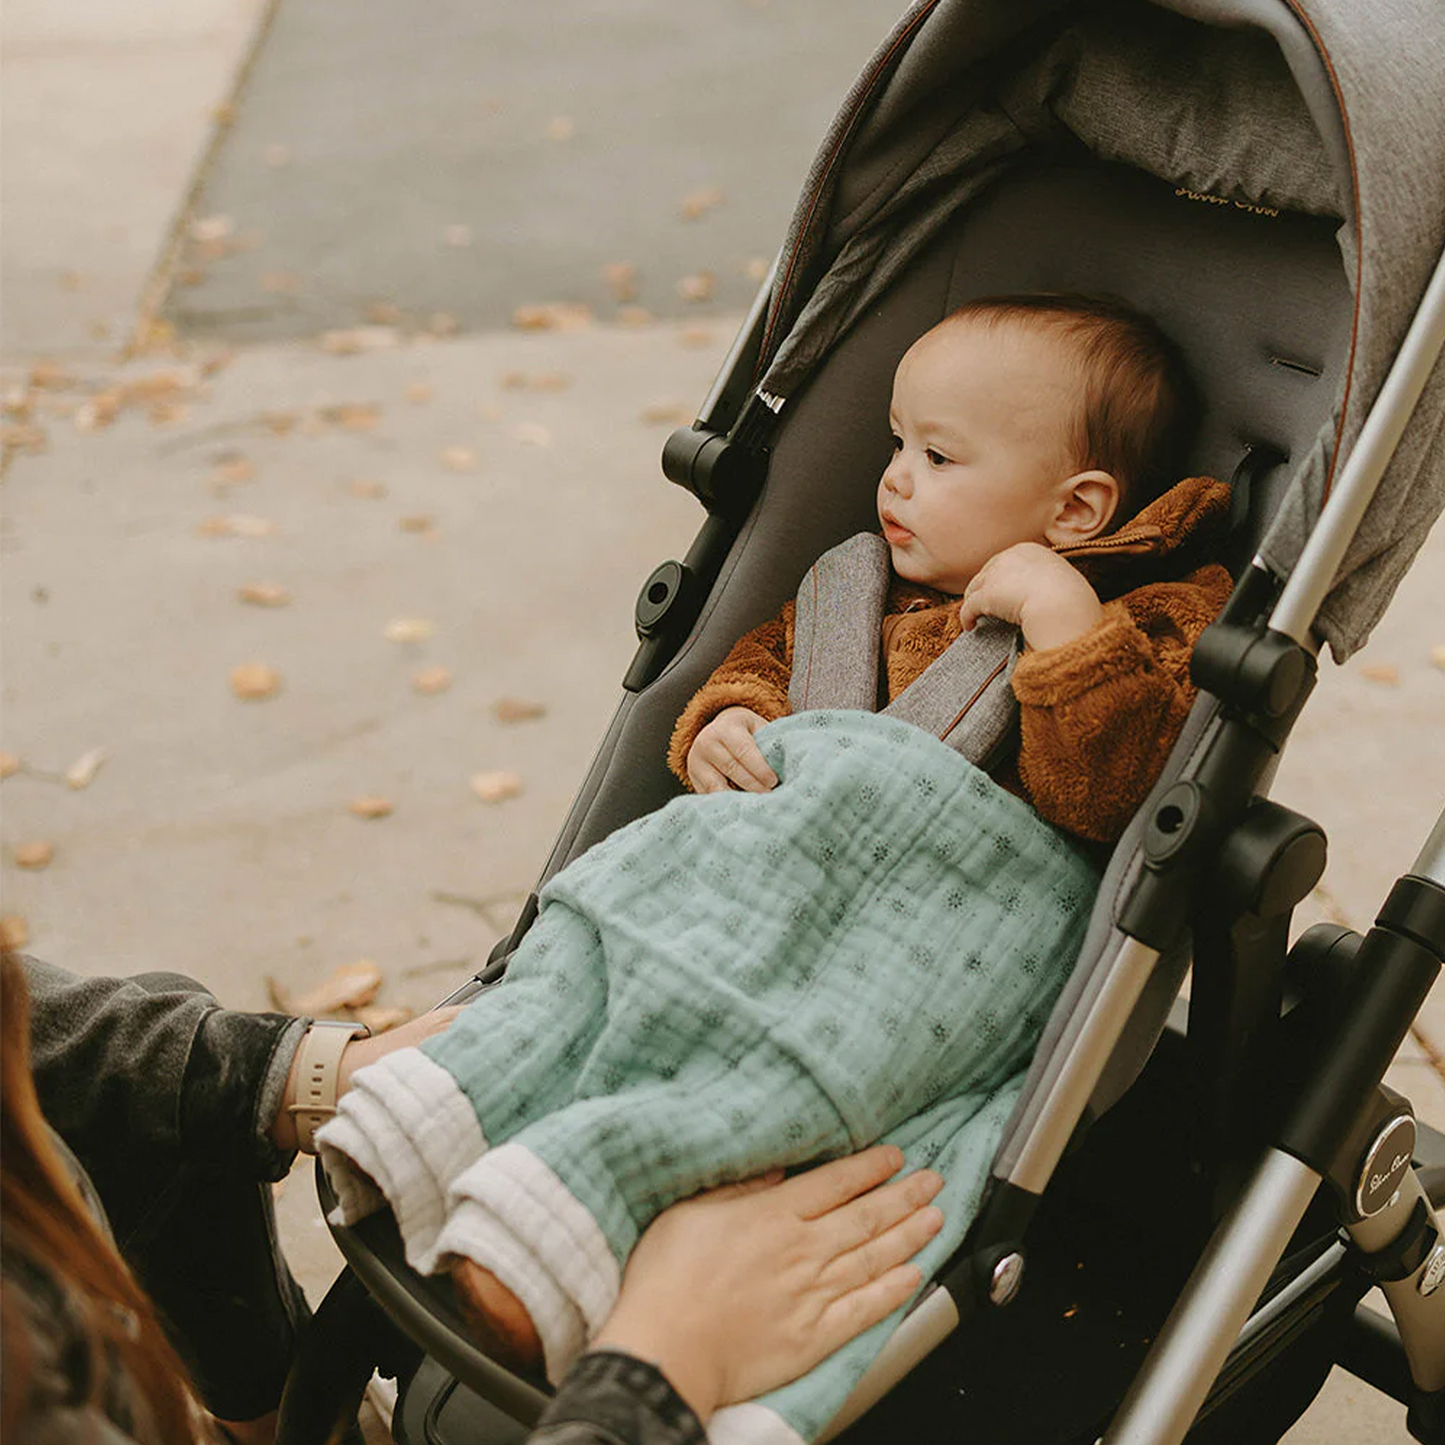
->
[[883, 454, 912, 496]]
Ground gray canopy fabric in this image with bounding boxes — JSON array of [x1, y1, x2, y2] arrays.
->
[[755, 0, 1445, 661]]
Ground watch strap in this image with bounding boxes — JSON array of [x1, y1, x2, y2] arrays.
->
[[289, 1019, 369, 1153]]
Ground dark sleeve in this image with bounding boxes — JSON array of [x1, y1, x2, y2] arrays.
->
[[23, 956, 306, 1183], [530, 1352, 707, 1445]]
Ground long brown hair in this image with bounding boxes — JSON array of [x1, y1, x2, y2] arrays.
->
[[0, 950, 206, 1442]]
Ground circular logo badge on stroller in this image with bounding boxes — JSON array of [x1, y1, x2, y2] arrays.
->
[[1355, 1114, 1417, 1218]]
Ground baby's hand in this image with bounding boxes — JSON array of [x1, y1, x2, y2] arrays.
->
[[687, 707, 779, 794], [958, 542, 1104, 652]]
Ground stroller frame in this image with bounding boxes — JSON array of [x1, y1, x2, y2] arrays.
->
[[277, 3, 1445, 1439]]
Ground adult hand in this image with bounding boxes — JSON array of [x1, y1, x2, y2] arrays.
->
[[957, 542, 1104, 652], [589, 1145, 944, 1423], [269, 1006, 463, 1152], [686, 706, 780, 794]]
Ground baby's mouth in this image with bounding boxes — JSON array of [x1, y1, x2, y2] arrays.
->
[[880, 514, 913, 545]]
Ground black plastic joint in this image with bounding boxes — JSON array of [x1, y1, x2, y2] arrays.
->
[[1378, 874, 1445, 960], [634, 560, 696, 641], [1346, 1199, 1440, 1284], [1191, 624, 1314, 721], [661, 425, 767, 516]]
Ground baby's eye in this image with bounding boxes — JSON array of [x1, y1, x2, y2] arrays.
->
[[925, 448, 952, 467]]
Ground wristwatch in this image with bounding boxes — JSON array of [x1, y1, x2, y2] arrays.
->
[[288, 1019, 371, 1153]]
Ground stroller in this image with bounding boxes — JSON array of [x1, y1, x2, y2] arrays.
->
[[277, 0, 1445, 1441]]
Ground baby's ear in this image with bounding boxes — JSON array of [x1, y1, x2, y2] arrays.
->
[[1044, 469, 1120, 546]]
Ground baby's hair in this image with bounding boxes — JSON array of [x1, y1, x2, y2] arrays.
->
[[942, 292, 1199, 516]]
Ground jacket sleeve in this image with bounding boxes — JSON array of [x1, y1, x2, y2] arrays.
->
[[23, 956, 306, 1183], [1010, 564, 1232, 844], [531, 1351, 707, 1445], [666, 601, 795, 786]]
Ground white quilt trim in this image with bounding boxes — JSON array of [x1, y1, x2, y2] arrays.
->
[[437, 1142, 621, 1384], [708, 1401, 806, 1445], [316, 1045, 486, 1273]]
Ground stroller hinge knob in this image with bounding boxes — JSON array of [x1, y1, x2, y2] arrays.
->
[[988, 1251, 1025, 1306]]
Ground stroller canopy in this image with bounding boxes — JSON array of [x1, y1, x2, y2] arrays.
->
[[757, 0, 1445, 661]]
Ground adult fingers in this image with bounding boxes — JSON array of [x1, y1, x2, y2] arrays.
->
[[812, 1263, 928, 1360], [813, 1167, 944, 1257], [818, 1201, 944, 1296], [781, 1145, 907, 1219]]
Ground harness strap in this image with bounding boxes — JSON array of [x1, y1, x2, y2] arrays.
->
[[789, 532, 1021, 767]]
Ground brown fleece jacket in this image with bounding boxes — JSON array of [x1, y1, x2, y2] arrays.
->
[[668, 475, 1234, 846]]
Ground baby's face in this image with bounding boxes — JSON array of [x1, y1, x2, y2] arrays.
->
[[878, 318, 1082, 595]]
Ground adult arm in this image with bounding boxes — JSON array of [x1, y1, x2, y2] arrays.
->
[[1010, 563, 1233, 843]]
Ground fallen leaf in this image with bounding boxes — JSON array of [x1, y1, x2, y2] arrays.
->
[[3, 422, 49, 456], [744, 256, 771, 282], [122, 369, 194, 403], [231, 663, 282, 700], [0, 915, 29, 950], [384, 617, 435, 643], [616, 305, 654, 328], [404, 380, 433, 404], [428, 311, 460, 336], [478, 401, 504, 421], [64, 747, 108, 790], [324, 402, 383, 431], [470, 770, 523, 803], [602, 262, 638, 302], [1360, 664, 1400, 686], [263, 142, 291, 167], [544, 115, 575, 141], [443, 223, 474, 248], [511, 302, 593, 332], [148, 400, 189, 427], [211, 453, 255, 489], [676, 271, 716, 303], [320, 327, 400, 356], [60, 271, 86, 292], [679, 185, 725, 221], [191, 214, 235, 244], [0, 752, 19, 780], [493, 697, 545, 723], [13, 841, 54, 870], [283, 959, 384, 1015], [500, 371, 571, 392], [412, 666, 453, 695], [351, 1003, 414, 1034], [28, 360, 75, 390], [640, 400, 693, 425], [260, 271, 301, 294], [197, 514, 279, 538], [441, 446, 477, 472], [349, 794, 394, 820], [398, 515, 436, 533], [238, 582, 292, 607], [74, 394, 120, 432], [514, 422, 552, 447], [1431, 644, 1445, 670], [346, 478, 388, 499], [679, 325, 715, 349]]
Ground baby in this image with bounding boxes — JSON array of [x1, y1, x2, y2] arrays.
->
[[324, 295, 1234, 1410], [670, 292, 1233, 845]]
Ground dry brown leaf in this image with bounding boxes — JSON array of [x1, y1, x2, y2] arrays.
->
[[349, 795, 394, 820], [148, 400, 189, 427], [616, 305, 654, 328], [264, 142, 291, 167], [398, 515, 436, 534], [404, 380, 434, 404], [428, 311, 460, 336], [412, 666, 453, 695], [122, 369, 193, 403], [514, 422, 552, 448], [60, 271, 85, 292], [470, 770, 523, 803], [287, 959, 384, 1015], [676, 271, 716, 303], [346, 478, 388, 499], [0, 915, 29, 951], [360, 302, 402, 327], [679, 325, 715, 349], [678, 186, 725, 221], [328, 402, 383, 431], [351, 1003, 414, 1034], [64, 747, 108, 790], [191, 214, 235, 244], [29, 360, 75, 390], [13, 841, 54, 870], [1360, 664, 1401, 686], [602, 262, 638, 302], [3, 422, 49, 455], [211, 453, 255, 489], [744, 256, 771, 282], [511, 302, 593, 332], [544, 115, 576, 141], [260, 271, 301, 294], [74, 394, 120, 433], [441, 445, 477, 472], [260, 410, 296, 436], [238, 582, 291, 607], [443, 223, 474, 248], [384, 617, 435, 643], [320, 327, 400, 356], [0, 752, 20, 780], [1431, 644, 1445, 670], [640, 400, 693, 426], [231, 663, 282, 700], [493, 697, 545, 723], [197, 514, 279, 538]]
